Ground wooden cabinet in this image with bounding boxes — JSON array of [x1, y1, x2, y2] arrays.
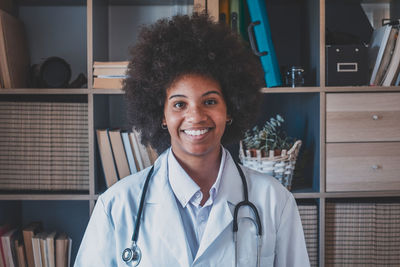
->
[[0, 0, 400, 266]]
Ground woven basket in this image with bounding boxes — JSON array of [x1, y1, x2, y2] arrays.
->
[[239, 140, 302, 190]]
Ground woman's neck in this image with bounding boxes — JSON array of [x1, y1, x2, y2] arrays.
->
[[172, 147, 222, 204]]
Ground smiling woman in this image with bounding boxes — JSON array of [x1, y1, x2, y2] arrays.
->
[[123, 12, 264, 154], [75, 12, 310, 267]]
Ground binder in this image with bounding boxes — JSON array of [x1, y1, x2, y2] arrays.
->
[[246, 0, 282, 87]]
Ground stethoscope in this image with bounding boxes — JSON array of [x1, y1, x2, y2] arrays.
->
[[122, 161, 263, 266]]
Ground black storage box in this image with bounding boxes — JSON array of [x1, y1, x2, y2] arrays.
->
[[326, 45, 368, 86]]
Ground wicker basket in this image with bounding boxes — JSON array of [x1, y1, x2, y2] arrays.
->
[[239, 140, 302, 190]]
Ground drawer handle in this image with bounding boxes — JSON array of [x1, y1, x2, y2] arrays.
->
[[371, 164, 381, 170], [372, 114, 379, 120]]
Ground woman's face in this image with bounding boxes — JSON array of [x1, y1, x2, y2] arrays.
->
[[163, 74, 230, 161]]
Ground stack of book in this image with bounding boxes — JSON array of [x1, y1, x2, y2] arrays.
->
[[298, 204, 318, 267], [0, 222, 72, 267], [325, 202, 400, 265], [92, 61, 129, 89], [0, 101, 89, 191], [368, 21, 400, 86], [96, 129, 158, 188]]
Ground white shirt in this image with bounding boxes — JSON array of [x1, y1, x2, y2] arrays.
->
[[167, 148, 226, 258]]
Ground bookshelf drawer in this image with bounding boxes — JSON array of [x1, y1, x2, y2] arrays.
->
[[326, 93, 400, 142], [326, 142, 400, 192]]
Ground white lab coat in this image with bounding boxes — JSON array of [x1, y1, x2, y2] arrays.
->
[[74, 149, 310, 267]]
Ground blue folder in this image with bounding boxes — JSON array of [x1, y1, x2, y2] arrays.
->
[[246, 0, 282, 87]]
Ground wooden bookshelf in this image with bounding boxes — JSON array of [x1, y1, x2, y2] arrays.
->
[[1, 0, 400, 266]]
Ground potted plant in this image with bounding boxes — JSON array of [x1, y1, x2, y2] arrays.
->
[[240, 114, 302, 190], [242, 114, 294, 157]]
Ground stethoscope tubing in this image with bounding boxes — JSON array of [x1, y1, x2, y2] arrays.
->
[[123, 161, 263, 266]]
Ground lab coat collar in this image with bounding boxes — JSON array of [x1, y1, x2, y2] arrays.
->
[[195, 150, 248, 262], [144, 149, 193, 265], [144, 148, 249, 264]]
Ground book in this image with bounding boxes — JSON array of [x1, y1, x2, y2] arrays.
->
[[93, 68, 127, 77], [96, 129, 118, 187], [246, 0, 282, 87], [128, 132, 144, 171], [39, 233, 48, 267], [55, 233, 71, 267], [22, 222, 42, 267], [13, 236, 26, 267], [219, 0, 229, 25], [93, 61, 129, 68], [108, 129, 131, 179], [92, 77, 123, 89], [230, 0, 246, 37], [372, 27, 398, 85], [31, 233, 42, 267], [1, 228, 17, 267], [0, 225, 11, 267], [395, 70, 400, 86], [368, 24, 392, 85], [382, 28, 400, 86], [0, 9, 30, 88], [121, 131, 137, 174], [45, 232, 56, 267]]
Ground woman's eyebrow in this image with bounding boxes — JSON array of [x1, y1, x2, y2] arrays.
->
[[202, 90, 221, 97], [168, 94, 187, 100]]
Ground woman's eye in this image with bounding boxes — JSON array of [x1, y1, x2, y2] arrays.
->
[[205, 99, 217, 105], [173, 102, 186, 109]]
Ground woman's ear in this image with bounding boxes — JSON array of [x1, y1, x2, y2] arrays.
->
[[226, 115, 233, 125]]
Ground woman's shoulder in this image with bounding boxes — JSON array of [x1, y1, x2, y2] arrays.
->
[[99, 150, 168, 207], [99, 167, 151, 205]]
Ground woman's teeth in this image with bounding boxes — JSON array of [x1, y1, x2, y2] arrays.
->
[[184, 129, 209, 136]]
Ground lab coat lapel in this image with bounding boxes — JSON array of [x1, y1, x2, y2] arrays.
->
[[195, 152, 244, 261], [144, 152, 193, 266]]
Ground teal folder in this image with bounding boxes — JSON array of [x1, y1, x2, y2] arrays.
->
[[246, 0, 282, 87]]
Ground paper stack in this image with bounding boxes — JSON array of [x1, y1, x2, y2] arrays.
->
[[92, 61, 129, 89]]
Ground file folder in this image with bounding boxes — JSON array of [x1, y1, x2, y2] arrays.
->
[[246, 0, 282, 87]]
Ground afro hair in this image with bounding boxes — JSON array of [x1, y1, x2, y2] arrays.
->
[[123, 12, 264, 154]]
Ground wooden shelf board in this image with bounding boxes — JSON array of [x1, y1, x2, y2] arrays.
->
[[0, 88, 89, 94], [261, 86, 400, 94], [91, 88, 124, 94], [322, 191, 400, 199], [323, 86, 400, 93], [0, 194, 95, 201], [293, 192, 322, 199], [261, 87, 321, 93], [108, 0, 193, 5]]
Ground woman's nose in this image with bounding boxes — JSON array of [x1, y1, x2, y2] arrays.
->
[[186, 105, 206, 123]]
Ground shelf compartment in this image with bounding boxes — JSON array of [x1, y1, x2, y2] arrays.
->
[[17, 2, 87, 88], [92, 0, 193, 63], [266, 0, 320, 86], [0, 95, 89, 192], [20, 200, 90, 266], [256, 93, 320, 192], [325, 198, 400, 266]]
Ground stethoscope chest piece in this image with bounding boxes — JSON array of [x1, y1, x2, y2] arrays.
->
[[122, 242, 141, 266]]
